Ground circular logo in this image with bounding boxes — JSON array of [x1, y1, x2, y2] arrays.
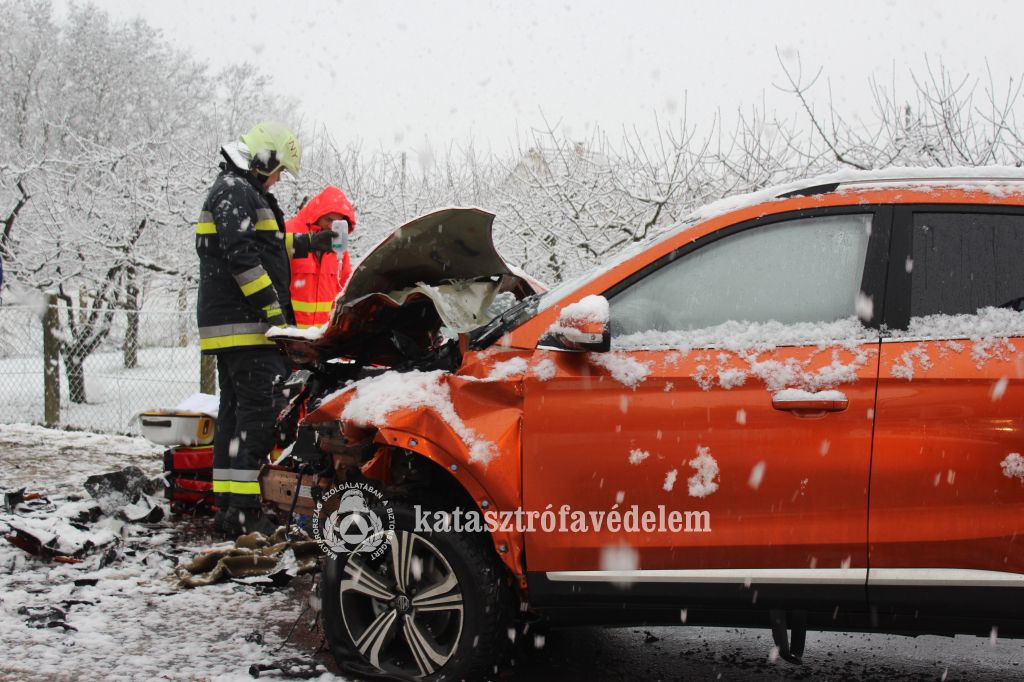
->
[[312, 482, 396, 560]]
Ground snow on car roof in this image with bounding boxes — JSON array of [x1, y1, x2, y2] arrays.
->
[[691, 165, 1024, 224]]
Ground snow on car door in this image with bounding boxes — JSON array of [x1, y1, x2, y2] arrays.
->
[[523, 209, 890, 604], [870, 208, 1024, 617]]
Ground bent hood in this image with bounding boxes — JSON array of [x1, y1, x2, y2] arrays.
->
[[271, 207, 544, 367], [339, 208, 519, 304]]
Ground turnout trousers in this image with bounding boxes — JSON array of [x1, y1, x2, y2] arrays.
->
[[212, 349, 287, 509]]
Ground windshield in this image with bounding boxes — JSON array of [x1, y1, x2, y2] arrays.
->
[[469, 293, 543, 349], [535, 215, 702, 313]]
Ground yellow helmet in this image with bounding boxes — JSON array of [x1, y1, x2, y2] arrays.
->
[[240, 121, 301, 177]]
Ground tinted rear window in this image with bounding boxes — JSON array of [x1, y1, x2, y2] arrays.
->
[[911, 212, 1024, 316]]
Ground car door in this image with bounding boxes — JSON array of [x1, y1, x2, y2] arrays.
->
[[523, 207, 890, 607], [870, 206, 1024, 620]]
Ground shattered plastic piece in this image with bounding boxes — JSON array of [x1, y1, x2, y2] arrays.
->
[[18, 605, 76, 631], [118, 494, 165, 524], [5, 515, 113, 559], [84, 466, 155, 514], [248, 657, 325, 679]]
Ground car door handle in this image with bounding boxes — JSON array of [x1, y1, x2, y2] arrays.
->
[[772, 391, 849, 418]]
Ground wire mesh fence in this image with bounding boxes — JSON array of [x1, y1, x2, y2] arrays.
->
[[0, 303, 205, 434]]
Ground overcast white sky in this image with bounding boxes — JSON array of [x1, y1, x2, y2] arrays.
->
[[83, 0, 1024, 153]]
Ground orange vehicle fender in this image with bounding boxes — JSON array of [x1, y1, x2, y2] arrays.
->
[[373, 426, 526, 579]]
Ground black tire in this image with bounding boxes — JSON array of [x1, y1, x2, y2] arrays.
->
[[321, 500, 513, 681]]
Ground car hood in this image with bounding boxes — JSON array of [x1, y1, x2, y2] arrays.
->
[[271, 207, 544, 367]]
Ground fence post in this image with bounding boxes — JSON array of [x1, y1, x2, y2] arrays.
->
[[42, 294, 60, 426], [200, 354, 216, 395]]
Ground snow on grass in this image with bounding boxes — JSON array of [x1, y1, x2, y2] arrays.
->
[[340, 369, 497, 464], [0, 424, 312, 682], [0, 346, 202, 435]]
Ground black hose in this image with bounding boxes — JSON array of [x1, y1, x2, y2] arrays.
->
[[284, 463, 309, 540]]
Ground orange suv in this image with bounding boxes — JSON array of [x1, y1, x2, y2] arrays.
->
[[262, 172, 1024, 680]]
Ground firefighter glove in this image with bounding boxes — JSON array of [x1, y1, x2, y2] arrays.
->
[[309, 230, 338, 254]]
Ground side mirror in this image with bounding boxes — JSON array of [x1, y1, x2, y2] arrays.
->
[[538, 295, 611, 353]]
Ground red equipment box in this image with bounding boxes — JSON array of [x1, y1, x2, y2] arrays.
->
[[163, 445, 216, 514]]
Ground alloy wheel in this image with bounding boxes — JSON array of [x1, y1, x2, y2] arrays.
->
[[339, 529, 465, 677]]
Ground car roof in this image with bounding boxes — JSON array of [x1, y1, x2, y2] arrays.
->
[[524, 165, 1024, 334], [691, 165, 1024, 224]]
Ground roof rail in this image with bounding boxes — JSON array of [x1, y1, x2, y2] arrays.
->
[[776, 183, 839, 199], [777, 174, 1024, 199]]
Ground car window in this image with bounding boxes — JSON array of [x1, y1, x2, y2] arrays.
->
[[608, 214, 872, 337], [910, 212, 1024, 317]]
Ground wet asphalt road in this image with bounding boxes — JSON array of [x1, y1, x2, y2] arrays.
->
[[503, 624, 1023, 682]]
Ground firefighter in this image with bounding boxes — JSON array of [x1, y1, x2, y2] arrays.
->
[[196, 121, 336, 536], [286, 186, 357, 328]]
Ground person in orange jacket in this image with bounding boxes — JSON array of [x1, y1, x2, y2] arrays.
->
[[285, 186, 357, 328]]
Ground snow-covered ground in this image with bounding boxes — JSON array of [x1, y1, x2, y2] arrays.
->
[[0, 346, 202, 435], [3, 424, 1023, 681], [0, 424, 345, 681]]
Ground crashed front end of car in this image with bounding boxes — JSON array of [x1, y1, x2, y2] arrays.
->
[[258, 207, 543, 572]]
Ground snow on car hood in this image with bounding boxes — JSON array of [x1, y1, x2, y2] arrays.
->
[[271, 207, 544, 366]]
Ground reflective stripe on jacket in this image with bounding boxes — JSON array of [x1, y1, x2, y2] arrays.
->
[[195, 166, 313, 353]]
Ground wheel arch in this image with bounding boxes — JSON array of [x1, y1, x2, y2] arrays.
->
[[370, 427, 526, 583]]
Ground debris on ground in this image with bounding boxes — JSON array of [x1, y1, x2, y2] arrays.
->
[[175, 527, 320, 588], [248, 657, 326, 679], [84, 465, 164, 522], [2, 465, 166, 563]]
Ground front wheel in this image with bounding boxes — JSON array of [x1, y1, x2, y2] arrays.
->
[[321, 502, 513, 680]]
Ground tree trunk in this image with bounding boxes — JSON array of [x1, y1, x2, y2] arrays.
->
[[200, 354, 216, 395], [123, 266, 139, 369], [178, 285, 189, 347], [42, 294, 61, 425], [66, 353, 87, 404]]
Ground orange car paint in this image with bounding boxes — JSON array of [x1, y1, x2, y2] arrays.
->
[[305, 183, 1024, 583]]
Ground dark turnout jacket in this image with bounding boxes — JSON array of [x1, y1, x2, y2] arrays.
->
[[195, 165, 313, 354]]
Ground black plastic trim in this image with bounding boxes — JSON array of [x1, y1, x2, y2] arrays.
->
[[526, 573, 1024, 637], [776, 182, 840, 198]]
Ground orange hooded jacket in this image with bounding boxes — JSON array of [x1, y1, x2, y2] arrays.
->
[[285, 186, 356, 328]]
